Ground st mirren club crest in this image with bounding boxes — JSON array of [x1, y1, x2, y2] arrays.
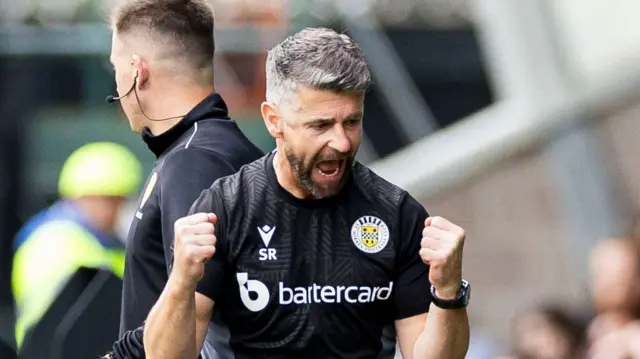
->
[[351, 216, 389, 254]]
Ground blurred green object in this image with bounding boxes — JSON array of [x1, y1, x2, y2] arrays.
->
[[27, 108, 274, 199], [58, 142, 142, 199]]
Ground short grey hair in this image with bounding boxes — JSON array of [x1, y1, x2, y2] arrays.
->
[[265, 27, 372, 106]]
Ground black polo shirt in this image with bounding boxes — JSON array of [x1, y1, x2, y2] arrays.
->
[[113, 93, 263, 357]]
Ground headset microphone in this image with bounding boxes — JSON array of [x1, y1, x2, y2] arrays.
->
[[105, 75, 186, 122], [105, 77, 136, 104], [105, 94, 119, 103]]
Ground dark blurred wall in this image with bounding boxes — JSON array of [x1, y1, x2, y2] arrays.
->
[[0, 58, 29, 359], [0, 57, 85, 357], [358, 28, 494, 157]]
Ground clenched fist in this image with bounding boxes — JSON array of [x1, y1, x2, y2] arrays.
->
[[419, 216, 465, 299], [172, 213, 217, 288]]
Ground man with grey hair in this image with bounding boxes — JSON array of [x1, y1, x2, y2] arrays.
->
[[144, 27, 471, 359]]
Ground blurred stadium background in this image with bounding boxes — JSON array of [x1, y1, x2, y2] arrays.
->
[[2, 0, 640, 358]]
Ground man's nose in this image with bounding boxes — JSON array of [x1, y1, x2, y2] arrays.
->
[[329, 127, 351, 154]]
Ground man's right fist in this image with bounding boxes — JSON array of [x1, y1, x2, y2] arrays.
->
[[172, 213, 217, 287]]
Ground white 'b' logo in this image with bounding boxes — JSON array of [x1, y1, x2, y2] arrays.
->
[[236, 272, 270, 312]]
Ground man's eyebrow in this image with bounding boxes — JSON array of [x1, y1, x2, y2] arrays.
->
[[303, 112, 363, 127], [346, 112, 363, 120], [304, 118, 335, 127]]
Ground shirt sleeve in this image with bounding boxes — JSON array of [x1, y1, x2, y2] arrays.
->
[[110, 325, 144, 358], [112, 184, 226, 359], [190, 186, 228, 303], [160, 147, 236, 274], [109, 324, 205, 359], [392, 193, 432, 320]]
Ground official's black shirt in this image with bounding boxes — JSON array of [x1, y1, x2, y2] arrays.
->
[[191, 151, 432, 359], [113, 93, 263, 357]]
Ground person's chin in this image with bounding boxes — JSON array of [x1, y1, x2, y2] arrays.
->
[[310, 175, 348, 199], [129, 119, 145, 134]]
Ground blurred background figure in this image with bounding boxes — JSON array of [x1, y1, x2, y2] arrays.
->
[[11, 142, 142, 349], [586, 237, 640, 358], [506, 305, 586, 359]]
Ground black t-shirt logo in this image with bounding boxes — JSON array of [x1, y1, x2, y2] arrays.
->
[[257, 225, 277, 261]]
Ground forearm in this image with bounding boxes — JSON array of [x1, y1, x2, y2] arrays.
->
[[143, 275, 198, 359], [413, 305, 469, 359]]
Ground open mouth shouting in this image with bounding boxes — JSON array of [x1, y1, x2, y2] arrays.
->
[[314, 159, 346, 181]]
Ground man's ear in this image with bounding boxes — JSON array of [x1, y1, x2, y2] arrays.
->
[[261, 102, 284, 139], [131, 54, 148, 90]]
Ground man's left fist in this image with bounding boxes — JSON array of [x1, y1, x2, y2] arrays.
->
[[419, 216, 465, 300]]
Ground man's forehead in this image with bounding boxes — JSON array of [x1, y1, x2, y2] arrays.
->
[[110, 33, 124, 59], [296, 86, 362, 103], [294, 89, 363, 115]]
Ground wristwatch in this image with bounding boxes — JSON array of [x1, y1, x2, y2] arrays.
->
[[430, 280, 471, 309]]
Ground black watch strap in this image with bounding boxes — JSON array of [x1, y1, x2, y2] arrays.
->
[[430, 280, 470, 310]]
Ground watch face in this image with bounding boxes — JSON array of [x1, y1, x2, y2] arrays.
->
[[462, 281, 471, 304]]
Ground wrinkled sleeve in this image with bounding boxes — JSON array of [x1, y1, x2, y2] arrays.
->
[[392, 194, 432, 320]]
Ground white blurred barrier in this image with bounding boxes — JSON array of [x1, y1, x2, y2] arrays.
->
[[369, 58, 640, 200], [369, 0, 640, 202]]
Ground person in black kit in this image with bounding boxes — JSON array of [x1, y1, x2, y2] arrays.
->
[[144, 28, 471, 359], [103, 0, 263, 357]]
